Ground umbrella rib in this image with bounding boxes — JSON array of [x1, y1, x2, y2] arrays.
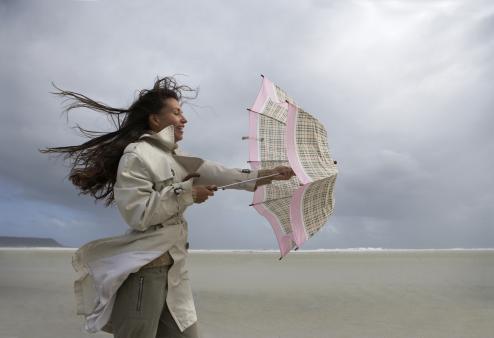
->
[[246, 108, 286, 125], [249, 195, 292, 206], [242, 136, 264, 141]]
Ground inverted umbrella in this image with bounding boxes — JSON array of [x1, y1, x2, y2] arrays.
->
[[246, 76, 338, 258]]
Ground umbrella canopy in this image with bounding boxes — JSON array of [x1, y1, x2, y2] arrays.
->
[[247, 76, 338, 258]]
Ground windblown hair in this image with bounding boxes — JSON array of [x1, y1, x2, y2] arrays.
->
[[39, 76, 197, 206]]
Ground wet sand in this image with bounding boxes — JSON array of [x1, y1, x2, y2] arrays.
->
[[0, 248, 493, 338]]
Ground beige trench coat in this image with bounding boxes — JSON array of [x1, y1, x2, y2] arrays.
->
[[72, 125, 258, 333]]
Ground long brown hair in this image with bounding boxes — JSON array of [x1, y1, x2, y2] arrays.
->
[[39, 76, 197, 206]]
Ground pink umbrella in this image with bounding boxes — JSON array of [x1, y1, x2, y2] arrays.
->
[[246, 76, 338, 258]]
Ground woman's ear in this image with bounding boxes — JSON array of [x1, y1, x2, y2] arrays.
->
[[148, 114, 159, 131]]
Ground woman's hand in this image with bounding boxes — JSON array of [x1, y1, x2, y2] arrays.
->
[[192, 185, 217, 203], [183, 173, 216, 204], [270, 166, 295, 180], [255, 166, 295, 189]]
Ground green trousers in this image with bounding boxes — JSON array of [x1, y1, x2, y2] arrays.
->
[[110, 265, 199, 338]]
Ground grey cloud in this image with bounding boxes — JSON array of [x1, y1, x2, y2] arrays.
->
[[0, 0, 493, 249]]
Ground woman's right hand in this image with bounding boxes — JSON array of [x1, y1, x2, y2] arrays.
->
[[192, 185, 217, 203]]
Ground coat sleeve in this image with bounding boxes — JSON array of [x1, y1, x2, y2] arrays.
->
[[194, 159, 259, 191], [114, 152, 194, 232]]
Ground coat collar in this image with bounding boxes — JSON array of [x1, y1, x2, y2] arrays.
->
[[139, 125, 177, 151], [137, 125, 204, 173]]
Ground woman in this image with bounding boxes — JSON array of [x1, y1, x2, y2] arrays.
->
[[40, 76, 294, 338]]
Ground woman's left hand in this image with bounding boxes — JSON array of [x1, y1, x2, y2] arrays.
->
[[255, 166, 295, 189], [270, 166, 295, 180]]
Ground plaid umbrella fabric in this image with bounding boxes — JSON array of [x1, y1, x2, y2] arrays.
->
[[247, 76, 338, 258]]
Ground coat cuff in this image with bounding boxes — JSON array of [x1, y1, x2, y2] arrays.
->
[[243, 170, 259, 192]]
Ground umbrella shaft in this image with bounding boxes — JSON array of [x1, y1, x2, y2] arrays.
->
[[218, 173, 278, 190]]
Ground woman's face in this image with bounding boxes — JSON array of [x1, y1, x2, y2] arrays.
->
[[150, 98, 187, 142]]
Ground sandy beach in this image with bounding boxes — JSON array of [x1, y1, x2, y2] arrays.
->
[[0, 248, 493, 338]]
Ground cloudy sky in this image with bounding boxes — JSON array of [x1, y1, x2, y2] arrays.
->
[[0, 0, 493, 249]]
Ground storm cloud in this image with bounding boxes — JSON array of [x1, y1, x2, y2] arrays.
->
[[0, 0, 493, 249]]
